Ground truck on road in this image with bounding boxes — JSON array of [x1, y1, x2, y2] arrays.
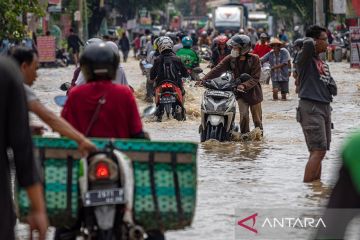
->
[[212, 3, 248, 33]]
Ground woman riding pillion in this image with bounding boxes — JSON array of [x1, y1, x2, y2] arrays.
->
[[149, 36, 189, 122], [176, 36, 200, 80]]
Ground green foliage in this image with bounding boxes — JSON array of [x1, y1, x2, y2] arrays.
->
[[175, 0, 191, 16], [0, 0, 45, 40], [258, 0, 313, 26]]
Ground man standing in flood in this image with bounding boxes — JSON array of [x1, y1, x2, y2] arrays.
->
[[296, 25, 337, 182]]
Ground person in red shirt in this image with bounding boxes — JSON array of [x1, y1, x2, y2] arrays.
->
[[252, 33, 272, 58], [132, 34, 141, 58], [60, 39, 162, 240], [61, 42, 145, 139]]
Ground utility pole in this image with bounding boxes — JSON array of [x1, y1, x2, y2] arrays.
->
[[314, 0, 325, 26], [78, 0, 83, 40]]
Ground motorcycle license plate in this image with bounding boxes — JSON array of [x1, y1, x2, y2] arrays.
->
[[160, 96, 176, 104], [84, 188, 125, 207]]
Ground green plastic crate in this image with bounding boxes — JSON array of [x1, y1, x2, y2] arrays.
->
[[18, 137, 198, 231]]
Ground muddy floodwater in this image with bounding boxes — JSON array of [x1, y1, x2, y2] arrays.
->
[[20, 58, 360, 240]]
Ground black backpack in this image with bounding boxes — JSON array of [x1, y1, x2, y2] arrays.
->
[[160, 56, 182, 85]]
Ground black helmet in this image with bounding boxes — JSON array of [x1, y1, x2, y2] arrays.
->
[[165, 32, 177, 43], [80, 42, 119, 82], [294, 38, 304, 49], [227, 34, 251, 56]]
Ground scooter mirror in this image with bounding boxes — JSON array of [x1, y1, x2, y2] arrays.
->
[[142, 105, 156, 118], [60, 82, 71, 91], [193, 67, 203, 74], [54, 95, 68, 107]]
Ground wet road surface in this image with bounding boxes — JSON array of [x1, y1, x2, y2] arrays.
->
[[22, 58, 360, 240]]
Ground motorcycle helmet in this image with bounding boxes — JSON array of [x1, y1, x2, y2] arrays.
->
[[177, 31, 186, 40], [201, 31, 208, 37], [227, 34, 251, 56], [105, 41, 120, 62], [216, 35, 228, 45], [157, 36, 174, 53], [165, 32, 177, 43], [293, 38, 304, 49], [85, 38, 103, 46], [160, 29, 167, 36], [182, 36, 193, 48], [259, 33, 269, 39], [153, 37, 160, 50], [80, 42, 119, 82]]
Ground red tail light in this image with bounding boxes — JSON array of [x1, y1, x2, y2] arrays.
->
[[161, 83, 173, 88], [95, 162, 110, 179]]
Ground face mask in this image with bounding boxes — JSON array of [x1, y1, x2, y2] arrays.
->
[[231, 49, 240, 58]]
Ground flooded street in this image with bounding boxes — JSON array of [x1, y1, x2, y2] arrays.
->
[[28, 58, 360, 240]]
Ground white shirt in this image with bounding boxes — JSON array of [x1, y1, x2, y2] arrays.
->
[[24, 84, 38, 103]]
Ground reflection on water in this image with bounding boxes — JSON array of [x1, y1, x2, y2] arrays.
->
[[24, 61, 360, 240]]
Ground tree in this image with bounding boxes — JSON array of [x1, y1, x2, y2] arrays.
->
[[0, 0, 44, 40], [83, 0, 168, 37], [175, 0, 191, 16], [258, 0, 313, 28]]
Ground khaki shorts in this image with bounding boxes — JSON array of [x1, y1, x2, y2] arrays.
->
[[297, 99, 332, 151]]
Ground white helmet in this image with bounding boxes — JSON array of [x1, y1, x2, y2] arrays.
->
[[157, 36, 174, 53], [294, 26, 300, 32]]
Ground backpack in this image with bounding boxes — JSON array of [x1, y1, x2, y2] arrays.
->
[[160, 55, 182, 85]]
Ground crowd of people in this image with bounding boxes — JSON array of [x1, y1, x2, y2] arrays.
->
[[1, 21, 359, 239]]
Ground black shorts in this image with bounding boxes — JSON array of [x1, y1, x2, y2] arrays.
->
[[70, 47, 80, 54], [272, 81, 289, 94]]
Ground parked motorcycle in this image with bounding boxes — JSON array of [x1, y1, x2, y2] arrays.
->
[[154, 81, 186, 121], [56, 48, 71, 66], [199, 73, 240, 142]]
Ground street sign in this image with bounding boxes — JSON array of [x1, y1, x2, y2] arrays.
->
[[350, 26, 360, 68]]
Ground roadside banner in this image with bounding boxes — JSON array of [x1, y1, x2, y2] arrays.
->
[[37, 36, 56, 63], [350, 26, 360, 68]]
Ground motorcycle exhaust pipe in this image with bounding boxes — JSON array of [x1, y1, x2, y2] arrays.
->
[[129, 225, 145, 240]]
